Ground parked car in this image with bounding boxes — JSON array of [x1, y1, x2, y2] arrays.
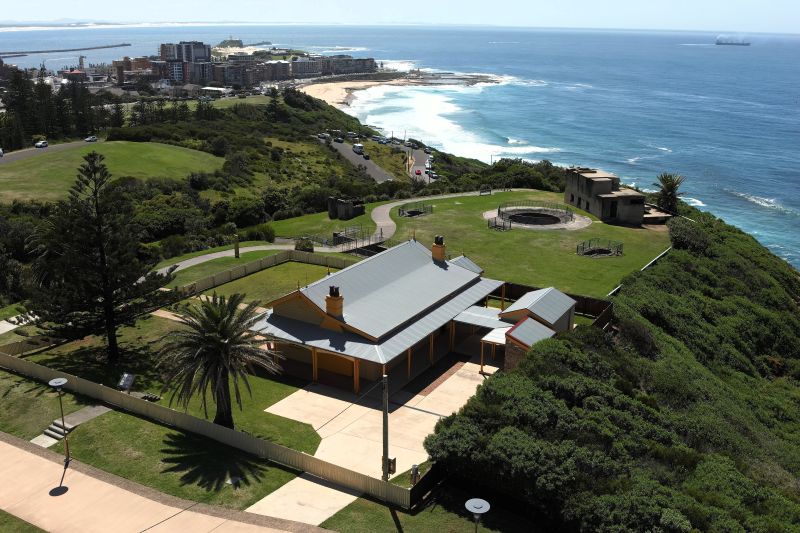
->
[[34, 140, 48, 148], [363, 154, 371, 160], [0, 147, 4, 157], [415, 169, 422, 175], [334, 137, 344, 143], [424, 147, 432, 154], [84, 135, 98, 142]]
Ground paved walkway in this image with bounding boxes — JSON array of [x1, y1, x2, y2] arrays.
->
[[31, 405, 112, 448], [0, 432, 320, 533], [246, 353, 500, 525]]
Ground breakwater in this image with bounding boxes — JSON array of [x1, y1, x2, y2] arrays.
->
[[0, 43, 131, 58]]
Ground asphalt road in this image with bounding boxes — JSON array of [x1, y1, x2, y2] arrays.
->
[[326, 140, 396, 183], [408, 148, 432, 182], [0, 140, 94, 164]]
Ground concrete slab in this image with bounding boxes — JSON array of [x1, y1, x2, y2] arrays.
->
[[246, 474, 360, 526], [0, 437, 311, 533], [252, 355, 499, 524], [0, 320, 17, 335], [62, 404, 111, 426], [30, 434, 59, 448]]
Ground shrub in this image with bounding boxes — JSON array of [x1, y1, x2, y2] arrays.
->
[[668, 218, 711, 255], [294, 238, 314, 252]]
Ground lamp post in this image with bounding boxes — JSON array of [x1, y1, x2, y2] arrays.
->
[[465, 498, 490, 533], [48, 377, 70, 467]]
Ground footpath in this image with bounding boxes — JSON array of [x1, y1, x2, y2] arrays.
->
[[0, 432, 320, 533]]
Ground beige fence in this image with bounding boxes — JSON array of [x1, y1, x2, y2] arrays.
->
[[0, 352, 410, 508], [180, 250, 359, 296]]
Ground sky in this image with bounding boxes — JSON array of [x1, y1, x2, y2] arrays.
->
[[1, 0, 799, 34]]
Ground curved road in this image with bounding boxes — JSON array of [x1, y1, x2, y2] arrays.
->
[[159, 189, 522, 275], [0, 141, 94, 164]]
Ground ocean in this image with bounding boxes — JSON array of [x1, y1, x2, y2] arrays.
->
[[1, 24, 799, 266]]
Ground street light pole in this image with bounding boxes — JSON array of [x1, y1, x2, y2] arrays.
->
[[49, 377, 70, 467], [381, 374, 389, 481]]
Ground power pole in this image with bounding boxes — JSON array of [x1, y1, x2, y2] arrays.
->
[[382, 374, 389, 481]]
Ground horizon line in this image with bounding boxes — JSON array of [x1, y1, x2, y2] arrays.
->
[[0, 20, 798, 37]]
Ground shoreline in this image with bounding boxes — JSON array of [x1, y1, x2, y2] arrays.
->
[[299, 70, 500, 108]]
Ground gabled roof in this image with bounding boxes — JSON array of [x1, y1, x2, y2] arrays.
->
[[506, 317, 556, 348], [448, 255, 483, 274], [300, 240, 481, 338], [500, 287, 576, 326], [254, 277, 504, 364]]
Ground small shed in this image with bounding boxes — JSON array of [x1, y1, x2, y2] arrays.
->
[[499, 287, 576, 332]]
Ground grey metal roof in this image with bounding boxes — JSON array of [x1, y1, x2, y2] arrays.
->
[[252, 277, 504, 365], [300, 240, 481, 339], [454, 306, 511, 329], [501, 287, 576, 327], [448, 255, 483, 274], [507, 317, 556, 348]]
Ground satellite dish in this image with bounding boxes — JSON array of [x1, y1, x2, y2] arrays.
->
[[48, 377, 68, 388]]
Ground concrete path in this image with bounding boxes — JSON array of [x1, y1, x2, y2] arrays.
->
[[31, 404, 113, 449], [0, 432, 320, 533], [156, 189, 522, 276], [246, 353, 500, 525]]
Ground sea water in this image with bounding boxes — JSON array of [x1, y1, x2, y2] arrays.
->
[[2, 25, 798, 266]]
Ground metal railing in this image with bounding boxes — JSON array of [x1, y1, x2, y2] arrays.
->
[[497, 200, 574, 222]]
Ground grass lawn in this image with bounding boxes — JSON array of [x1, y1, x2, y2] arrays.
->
[[53, 410, 299, 510], [363, 140, 410, 181], [0, 510, 44, 533], [0, 141, 224, 202], [0, 368, 87, 440], [154, 241, 270, 269], [393, 191, 670, 297], [0, 302, 25, 321], [28, 314, 319, 453], [0, 325, 44, 346], [203, 261, 335, 305], [322, 478, 538, 533], [270, 202, 384, 238], [168, 250, 284, 288]]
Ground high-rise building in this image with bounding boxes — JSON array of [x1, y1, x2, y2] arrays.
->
[[159, 41, 212, 63]]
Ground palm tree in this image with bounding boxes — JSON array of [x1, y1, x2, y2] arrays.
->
[[158, 293, 280, 429], [653, 172, 686, 213]]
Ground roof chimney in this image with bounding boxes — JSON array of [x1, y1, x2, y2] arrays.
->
[[325, 285, 343, 318], [432, 235, 446, 262]]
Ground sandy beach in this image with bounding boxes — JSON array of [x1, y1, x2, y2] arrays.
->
[[300, 72, 499, 108]]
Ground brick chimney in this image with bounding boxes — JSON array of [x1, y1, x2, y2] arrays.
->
[[325, 285, 343, 318], [432, 235, 446, 262]]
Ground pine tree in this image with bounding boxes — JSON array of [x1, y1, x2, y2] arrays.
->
[[29, 152, 173, 365]]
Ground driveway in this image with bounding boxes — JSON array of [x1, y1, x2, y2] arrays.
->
[[326, 140, 396, 183], [246, 352, 500, 525], [0, 141, 92, 164]]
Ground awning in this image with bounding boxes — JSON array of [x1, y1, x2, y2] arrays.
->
[[454, 306, 511, 329], [481, 327, 511, 346]]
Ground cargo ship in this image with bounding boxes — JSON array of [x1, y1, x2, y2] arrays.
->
[[716, 36, 750, 46]]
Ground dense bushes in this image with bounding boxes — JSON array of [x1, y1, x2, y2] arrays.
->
[[426, 210, 800, 531]]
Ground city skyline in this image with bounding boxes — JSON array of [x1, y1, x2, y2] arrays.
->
[[1, 0, 799, 35]]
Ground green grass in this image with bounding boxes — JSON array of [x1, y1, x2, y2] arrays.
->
[[323, 476, 538, 533], [270, 202, 384, 238], [0, 368, 86, 440], [212, 95, 270, 109], [53, 410, 299, 510], [169, 250, 284, 288], [0, 141, 224, 202], [0, 325, 44, 346], [0, 302, 24, 321], [29, 313, 319, 453], [0, 510, 44, 533], [363, 140, 410, 181], [154, 241, 270, 269], [393, 191, 670, 297], [204, 261, 335, 305]]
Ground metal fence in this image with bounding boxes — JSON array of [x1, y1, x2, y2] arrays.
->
[[179, 250, 359, 296], [497, 200, 574, 222], [0, 352, 412, 509], [398, 202, 433, 217], [487, 217, 512, 231], [576, 238, 624, 257]]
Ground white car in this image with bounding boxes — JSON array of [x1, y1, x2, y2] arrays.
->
[[84, 135, 98, 143], [0, 147, 4, 157], [34, 140, 48, 148]]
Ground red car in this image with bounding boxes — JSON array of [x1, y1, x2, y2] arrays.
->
[[415, 169, 422, 175]]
